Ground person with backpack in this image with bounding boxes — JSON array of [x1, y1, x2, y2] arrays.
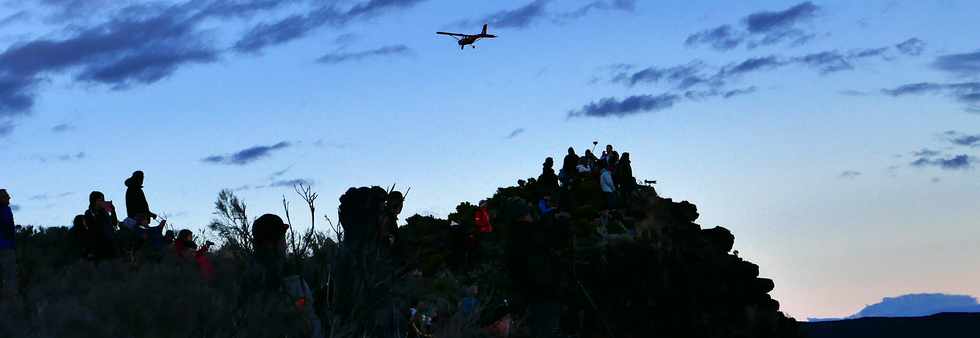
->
[[125, 170, 157, 220], [251, 213, 324, 338], [0, 189, 17, 300]]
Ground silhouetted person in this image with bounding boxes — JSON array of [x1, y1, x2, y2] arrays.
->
[[616, 152, 636, 205], [84, 191, 119, 260], [174, 229, 215, 281], [601, 144, 619, 168], [381, 190, 404, 247], [600, 164, 617, 210], [0, 189, 16, 299], [474, 200, 493, 234], [560, 147, 579, 185], [252, 213, 289, 290], [578, 149, 598, 174], [125, 170, 157, 220], [538, 157, 559, 198], [69, 214, 92, 260]]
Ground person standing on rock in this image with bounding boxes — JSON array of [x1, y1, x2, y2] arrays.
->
[[560, 147, 579, 186], [125, 170, 157, 220], [600, 164, 617, 210]]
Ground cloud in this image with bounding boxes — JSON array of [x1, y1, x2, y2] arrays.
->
[[838, 170, 861, 179], [0, 1, 224, 131], [933, 50, 980, 78], [793, 51, 853, 73], [882, 82, 980, 112], [612, 61, 709, 88], [51, 123, 74, 133], [0, 10, 30, 27], [0, 0, 424, 134], [895, 38, 926, 56], [931, 177, 941, 183], [910, 154, 973, 170], [943, 131, 980, 147], [744, 1, 819, 34], [686, 2, 820, 51], [685, 25, 743, 51], [316, 45, 411, 64], [912, 148, 940, 157], [561, 0, 636, 19], [506, 128, 525, 139], [839, 90, 868, 96], [234, 0, 426, 53], [202, 141, 291, 165], [270, 178, 313, 188], [684, 86, 757, 101], [850, 293, 980, 318], [269, 165, 293, 180], [57, 152, 86, 161], [569, 93, 681, 118], [9, 204, 19, 212], [453, 0, 551, 30]]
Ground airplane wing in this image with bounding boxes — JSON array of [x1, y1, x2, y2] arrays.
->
[[436, 32, 468, 37]]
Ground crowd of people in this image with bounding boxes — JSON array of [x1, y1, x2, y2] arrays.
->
[[0, 144, 641, 337]]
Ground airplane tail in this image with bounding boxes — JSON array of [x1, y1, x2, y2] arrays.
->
[[482, 24, 488, 35]]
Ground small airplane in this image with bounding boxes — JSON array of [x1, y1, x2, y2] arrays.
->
[[437, 24, 497, 50]]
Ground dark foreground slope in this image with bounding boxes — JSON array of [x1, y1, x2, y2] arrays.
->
[[803, 312, 980, 338], [2, 160, 802, 338]]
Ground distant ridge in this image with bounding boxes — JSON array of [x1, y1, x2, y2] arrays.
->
[[803, 312, 980, 338]]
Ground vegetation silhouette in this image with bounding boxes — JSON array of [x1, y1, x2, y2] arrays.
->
[[0, 149, 802, 338]]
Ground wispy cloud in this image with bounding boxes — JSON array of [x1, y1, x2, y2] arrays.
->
[[569, 93, 681, 118], [234, 0, 426, 53], [270, 178, 313, 188], [933, 50, 980, 78], [316, 45, 411, 64], [453, 0, 551, 30], [838, 170, 862, 179], [10, 204, 19, 212], [51, 123, 74, 133], [882, 82, 980, 112], [202, 141, 291, 165], [506, 128, 525, 139], [910, 154, 974, 170], [453, 0, 635, 30], [686, 2, 820, 51], [943, 131, 980, 147]]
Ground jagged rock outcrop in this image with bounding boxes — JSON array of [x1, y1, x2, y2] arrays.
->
[[397, 173, 802, 338]]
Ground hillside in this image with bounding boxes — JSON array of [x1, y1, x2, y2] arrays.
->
[[803, 312, 980, 338], [1, 153, 802, 338]]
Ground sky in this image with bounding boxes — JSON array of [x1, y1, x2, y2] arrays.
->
[[0, 0, 978, 320]]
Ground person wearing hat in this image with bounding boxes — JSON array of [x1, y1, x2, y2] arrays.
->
[[125, 170, 157, 220], [252, 213, 289, 290]]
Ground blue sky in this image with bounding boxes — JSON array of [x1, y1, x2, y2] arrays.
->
[[0, 0, 978, 319]]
